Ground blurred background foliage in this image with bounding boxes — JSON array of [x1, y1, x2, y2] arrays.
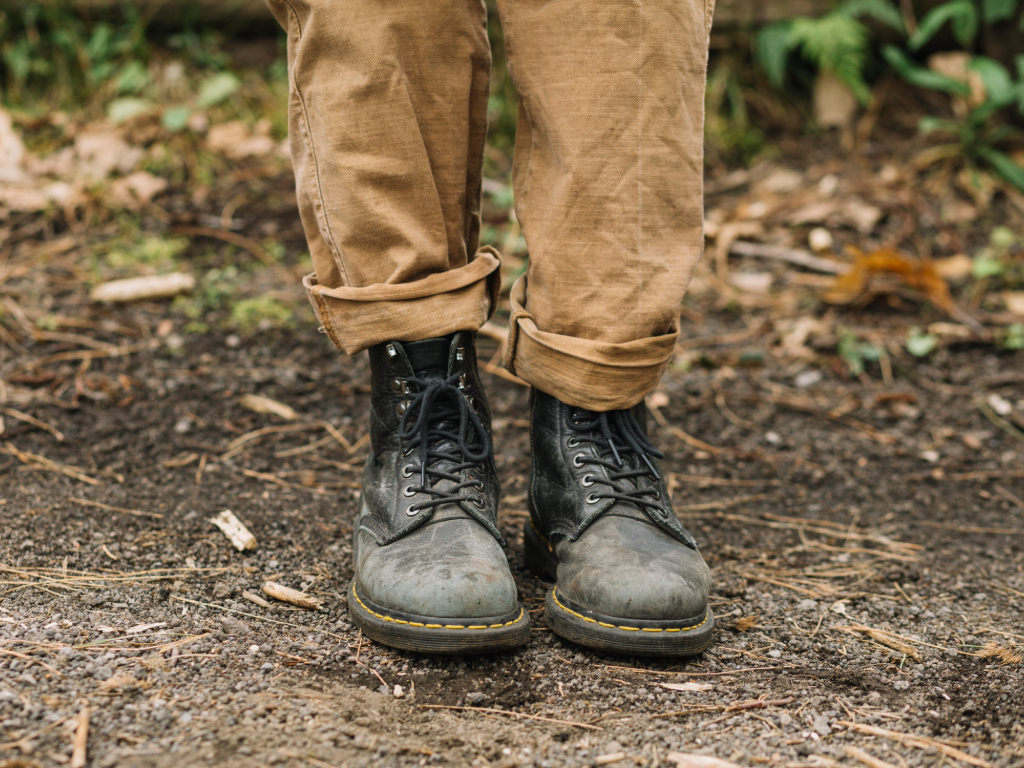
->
[[1, 0, 1022, 183]]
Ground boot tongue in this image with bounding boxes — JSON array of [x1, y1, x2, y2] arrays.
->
[[404, 336, 454, 378]]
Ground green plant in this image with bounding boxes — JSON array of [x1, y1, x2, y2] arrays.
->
[[230, 296, 293, 333], [0, 2, 150, 107], [906, 326, 938, 356], [705, 56, 771, 166], [837, 331, 881, 375], [756, 0, 904, 104]]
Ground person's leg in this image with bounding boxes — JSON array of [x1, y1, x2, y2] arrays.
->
[[498, 0, 713, 412], [497, 0, 716, 656], [268, 0, 529, 653], [266, 0, 500, 352]]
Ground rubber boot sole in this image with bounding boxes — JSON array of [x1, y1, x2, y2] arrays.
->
[[347, 581, 530, 655], [524, 519, 714, 657]]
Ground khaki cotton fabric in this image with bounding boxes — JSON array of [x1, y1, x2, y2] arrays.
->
[[268, 0, 714, 411]]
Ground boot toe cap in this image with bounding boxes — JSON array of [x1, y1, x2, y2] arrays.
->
[[557, 516, 710, 622], [356, 521, 519, 620]]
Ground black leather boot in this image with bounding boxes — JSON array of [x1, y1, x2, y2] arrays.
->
[[347, 332, 529, 654], [524, 389, 713, 656]]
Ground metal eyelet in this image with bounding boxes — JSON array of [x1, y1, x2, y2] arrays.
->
[[406, 504, 420, 516], [401, 465, 415, 478], [396, 400, 408, 416], [386, 343, 397, 359], [567, 436, 580, 448], [455, 347, 465, 361], [403, 486, 417, 498], [581, 475, 595, 487], [458, 373, 467, 389], [466, 396, 475, 408], [571, 454, 585, 468], [586, 493, 600, 504], [651, 490, 661, 500], [469, 497, 485, 508], [391, 378, 407, 393]]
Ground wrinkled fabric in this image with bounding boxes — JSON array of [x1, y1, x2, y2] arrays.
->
[[268, 0, 714, 410]]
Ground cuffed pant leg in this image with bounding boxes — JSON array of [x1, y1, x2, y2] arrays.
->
[[497, 0, 715, 410], [267, 0, 496, 354]]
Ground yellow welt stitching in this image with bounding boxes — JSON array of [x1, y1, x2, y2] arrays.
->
[[351, 584, 525, 631], [551, 586, 710, 633]]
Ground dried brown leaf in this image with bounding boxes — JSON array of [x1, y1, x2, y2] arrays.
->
[[822, 246, 955, 315]]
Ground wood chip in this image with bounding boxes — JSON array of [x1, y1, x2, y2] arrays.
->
[[595, 753, 627, 765], [659, 682, 714, 692], [90, 272, 195, 302], [239, 394, 299, 421], [241, 590, 272, 609], [209, 510, 258, 551], [263, 581, 322, 610], [666, 753, 743, 768], [70, 705, 90, 768]]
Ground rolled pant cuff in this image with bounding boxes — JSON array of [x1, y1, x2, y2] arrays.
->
[[504, 276, 678, 411], [304, 247, 502, 355]]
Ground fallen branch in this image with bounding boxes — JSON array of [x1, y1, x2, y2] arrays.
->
[[418, 704, 601, 731], [729, 240, 850, 274], [264, 581, 323, 610], [70, 706, 90, 768], [836, 721, 994, 768], [69, 497, 163, 519], [4, 442, 102, 485], [0, 406, 65, 441]]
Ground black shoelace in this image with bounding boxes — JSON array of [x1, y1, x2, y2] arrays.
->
[[567, 408, 666, 515], [397, 373, 491, 514]]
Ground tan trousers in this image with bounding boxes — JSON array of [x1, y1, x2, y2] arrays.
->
[[267, 0, 714, 410]]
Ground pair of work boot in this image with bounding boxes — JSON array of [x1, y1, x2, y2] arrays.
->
[[347, 332, 714, 656]]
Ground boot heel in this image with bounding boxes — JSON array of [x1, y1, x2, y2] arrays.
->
[[522, 517, 557, 582]]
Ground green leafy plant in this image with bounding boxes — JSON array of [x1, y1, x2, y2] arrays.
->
[[837, 332, 881, 375], [906, 326, 938, 356], [881, 0, 1024, 190], [756, 0, 904, 104]]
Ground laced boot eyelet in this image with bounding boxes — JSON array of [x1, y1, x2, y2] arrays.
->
[[580, 474, 595, 488], [391, 378, 407, 394], [396, 400, 409, 416], [567, 436, 580, 448], [571, 454, 585, 468], [401, 465, 415, 478], [585, 493, 600, 504], [406, 504, 420, 516], [402, 486, 417, 498], [469, 497, 486, 509]]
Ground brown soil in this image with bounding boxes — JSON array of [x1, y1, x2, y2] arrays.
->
[[1, 140, 1023, 768]]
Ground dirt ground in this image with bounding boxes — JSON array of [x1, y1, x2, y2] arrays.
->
[[2, 133, 1024, 768]]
